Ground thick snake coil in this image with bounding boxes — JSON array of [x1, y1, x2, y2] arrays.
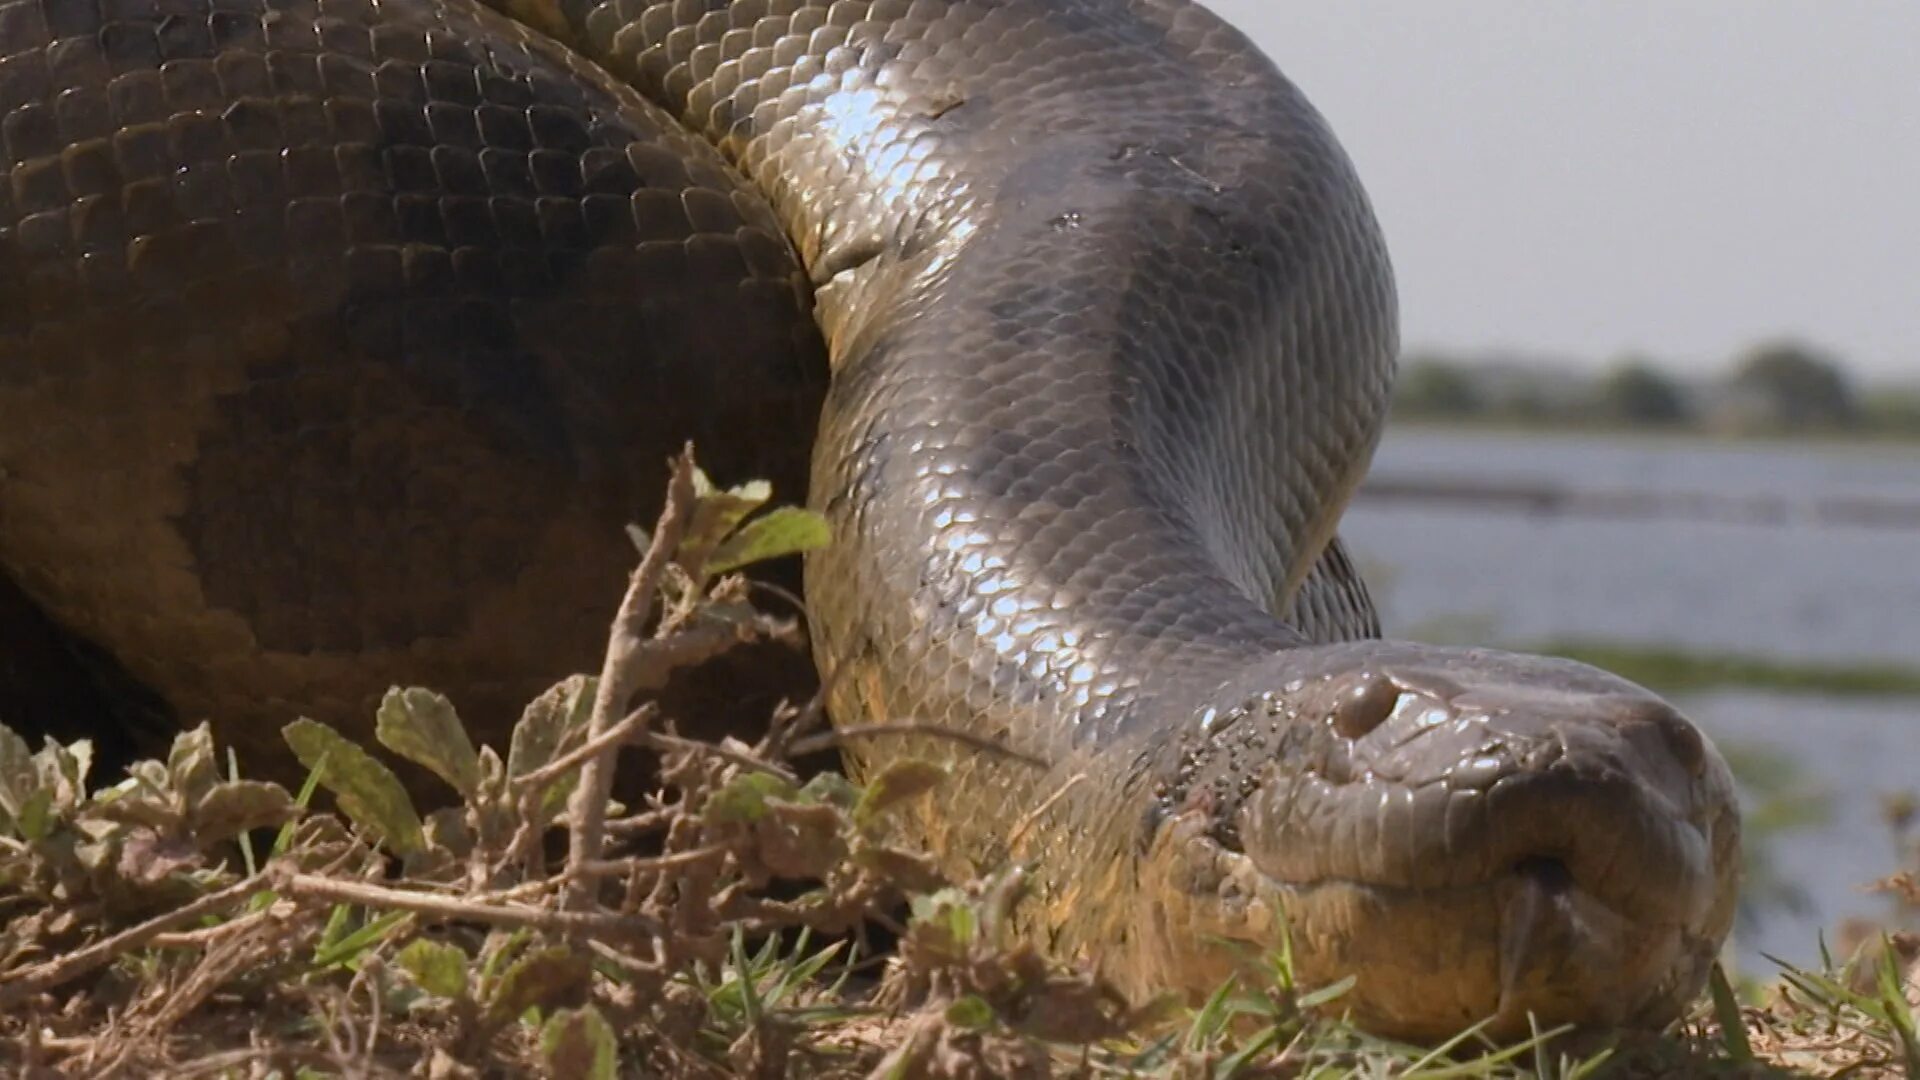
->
[[0, 0, 1738, 1038]]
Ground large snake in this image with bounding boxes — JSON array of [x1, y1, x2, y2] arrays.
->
[[0, 0, 1739, 1039]]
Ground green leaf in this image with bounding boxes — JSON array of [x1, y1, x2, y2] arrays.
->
[[944, 994, 995, 1031], [36, 738, 90, 806], [909, 889, 978, 952], [316, 903, 354, 956], [166, 723, 221, 802], [423, 806, 476, 859], [509, 676, 596, 820], [509, 676, 595, 777], [282, 719, 424, 857], [1708, 962, 1752, 1062], [311, 910, 411, 970], [728, 926, 764, 1027], [705, 506, 831, 576], [768, 934, 844, 1010], [1185, 978, 1239, 1050], [540, 1005, 619, 1080], [269, 756, 331, 865], [0, 723, 40, 832], [478, 927, 533, 989], [1295, 973, 1356, 1010], [797, 772, 860, 810], [676, 472, 773, 578], [854, 760, 946, 826], [476, 744, 505, 792], [396, 938, 471, 1001], [1211, 1025, 1283, 1080], [487, 947, 592, 1026], [14, 787, 52, 843], [375, 688, 482, 799], [705, 771, 798, 826], [90, 781, 178, 830], [189, 780, 296, 845]]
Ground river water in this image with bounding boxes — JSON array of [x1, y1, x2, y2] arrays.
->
[[1339, 428, 1920, 972]]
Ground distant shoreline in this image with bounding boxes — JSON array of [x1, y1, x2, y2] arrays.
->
[[1388, 344, 1920, 445], [1381, 418, 1920, 451], [1355, 470, 1920, 530]]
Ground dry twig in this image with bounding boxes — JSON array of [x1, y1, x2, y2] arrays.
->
[[275, 871, 662, 940], [0, 873, 268, 1011], [564, 448, 699, 911]]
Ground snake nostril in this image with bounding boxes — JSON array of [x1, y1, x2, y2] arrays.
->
[[1512, 855, 1574, 895], [1659, 712, 1708, 779], [1622, 699, 1708, 778], [1329, 673, 1400, 739]]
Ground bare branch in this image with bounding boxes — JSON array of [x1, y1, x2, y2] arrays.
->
[[513, 706, 651, 794], [0, 873, 267, 1011], [277, 871, 662, 940], [640, 730, 798, 784], [1008, 772, 1087, 853], [564, 447, 699, 912], [569, 843, 730, 879]]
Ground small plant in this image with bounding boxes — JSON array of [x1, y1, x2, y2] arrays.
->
[[0, 720, 292, 933]]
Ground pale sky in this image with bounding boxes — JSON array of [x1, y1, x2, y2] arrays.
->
[[1207, 2, 1918, 381]]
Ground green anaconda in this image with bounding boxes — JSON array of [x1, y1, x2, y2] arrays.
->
[[0, 0, 1739, 1038]]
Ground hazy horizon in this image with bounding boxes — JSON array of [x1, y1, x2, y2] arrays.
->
[[1208, 2, 1917, 383]]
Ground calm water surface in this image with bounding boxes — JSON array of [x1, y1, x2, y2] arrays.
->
[[1340, 429, 1920, 970], [1347, 429, 1920, 665]]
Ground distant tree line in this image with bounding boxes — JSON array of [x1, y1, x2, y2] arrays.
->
[[1391, 339, 1920, 438]]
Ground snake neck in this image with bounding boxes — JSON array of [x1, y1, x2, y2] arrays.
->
[[523, 0, 1398, 764]]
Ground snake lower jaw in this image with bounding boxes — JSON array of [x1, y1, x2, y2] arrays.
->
[[1244, 751, 1739, 1041], [1126, 807, 1730, 1043], [1267, 864, 1726, 1042]]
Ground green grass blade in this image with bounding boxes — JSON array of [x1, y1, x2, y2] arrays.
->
[[1709, 962, 1753, 1062]]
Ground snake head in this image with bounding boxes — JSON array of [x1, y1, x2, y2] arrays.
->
[[1137, 640, 1741, 1042]]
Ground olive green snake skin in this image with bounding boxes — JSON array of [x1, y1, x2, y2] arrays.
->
[[0, 0, 1739, 1038]]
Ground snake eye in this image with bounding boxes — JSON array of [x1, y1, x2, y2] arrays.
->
[[1328, 674, 1399, 739]]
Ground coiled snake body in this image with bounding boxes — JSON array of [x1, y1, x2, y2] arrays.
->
[[0, 0, 1738, 1037]]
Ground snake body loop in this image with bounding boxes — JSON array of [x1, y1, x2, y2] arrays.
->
[[0, 0, 1739, 1037]]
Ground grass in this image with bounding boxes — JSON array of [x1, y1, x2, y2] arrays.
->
[[0, 451, 1914, 1077]]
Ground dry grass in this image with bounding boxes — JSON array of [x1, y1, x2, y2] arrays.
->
[[0, 449, 1913, 1078]]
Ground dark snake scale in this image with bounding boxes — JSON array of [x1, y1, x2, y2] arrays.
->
[[0, 0, 1738, 1037]]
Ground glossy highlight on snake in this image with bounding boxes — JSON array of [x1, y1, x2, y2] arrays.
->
[[0, 0, 1740, 1039]]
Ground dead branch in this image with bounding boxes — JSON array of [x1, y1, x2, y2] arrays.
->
[[641, 730, 798, 784], [512, 706, 651, 795], [275, 871, 663, 940], [564, 448, 698, 912], [0, 873, 268, 1011]]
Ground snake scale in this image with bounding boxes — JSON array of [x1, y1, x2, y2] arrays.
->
[[0, 0, 1739, 1038]]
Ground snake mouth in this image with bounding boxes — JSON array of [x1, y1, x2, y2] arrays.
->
[[1511, 855, 1574, 893], [1243, 759, 1721, 926], [1155, 642, 1743, 1041], [1236, 766, 1735, 1040]]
